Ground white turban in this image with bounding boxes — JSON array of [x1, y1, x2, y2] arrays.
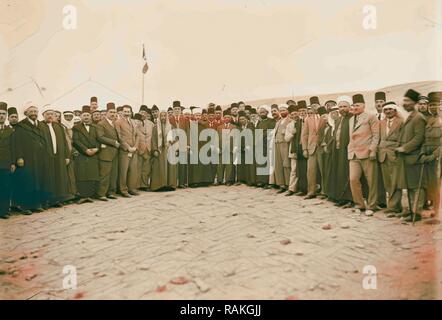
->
[[279, 103, 288, 110], [192, 107, 203, 114], [337, 96, 352, 106], [258, 105, 270, 113], [42, 104, 55, 114], [24, 101, 37, 112], [382, 102, 398, 111], [182, 108, 191, 114]]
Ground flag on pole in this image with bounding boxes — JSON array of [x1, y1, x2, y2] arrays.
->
[[142, 44, 149, 74]]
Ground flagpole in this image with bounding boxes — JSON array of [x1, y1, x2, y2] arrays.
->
[[142, 73, 145, 105]]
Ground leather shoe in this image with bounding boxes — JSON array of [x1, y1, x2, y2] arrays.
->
[[107, 194, 118, 200], [277, 189, 287, 194], [404, 214, 422, 223], [304, 195, 316, 200], [285, 191, 295, 197], [32, 207, 45, 213], [97, 196, 108, 202], [129, 191, 140, 196], [121, 192, 131, 198]]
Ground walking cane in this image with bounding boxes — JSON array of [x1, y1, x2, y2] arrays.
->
[[412, 163, 425, 226]]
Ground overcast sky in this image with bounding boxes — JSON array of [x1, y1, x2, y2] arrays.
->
[[0, 0, 441, 112]]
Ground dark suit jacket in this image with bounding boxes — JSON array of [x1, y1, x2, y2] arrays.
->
[[378, 116, 403, 163], [96, 119, 119, 162], [72, 123, 100, 181], [0, 126, 13, 169], [399, 110, 426, 165]]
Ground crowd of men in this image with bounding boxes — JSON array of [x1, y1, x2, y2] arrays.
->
[[0, 89, 441, 223]]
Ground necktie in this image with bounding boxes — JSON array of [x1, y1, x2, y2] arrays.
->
[[353, 116, 358, 129], [386, 119, 392, 135]]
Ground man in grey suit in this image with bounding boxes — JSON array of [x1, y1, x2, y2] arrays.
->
[[377, 102, 404, 216], [115, 105, 139, 197], [395, 89, 427, 222], [348, 94, 380, 215], [96, 103, 120, 201]]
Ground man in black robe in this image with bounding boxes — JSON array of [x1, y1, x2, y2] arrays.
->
[[255, 106, 276, 188], [329, 96, 353, 206], [72, 106, 100, 203], [13, 102, 47, 214], [39, 105, 71, 207], [0, 103, 15, 219]]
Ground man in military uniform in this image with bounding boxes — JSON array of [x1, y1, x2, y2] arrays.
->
[[420, 92, 442, 219]]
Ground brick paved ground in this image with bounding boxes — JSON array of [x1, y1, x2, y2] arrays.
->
[[1, 185, 441, 300]]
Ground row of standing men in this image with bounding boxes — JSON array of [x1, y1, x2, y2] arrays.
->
[[0, 90, 441, 223]]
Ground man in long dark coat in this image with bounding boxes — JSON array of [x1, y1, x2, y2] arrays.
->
[[39, 105, 71, 207], [0, 103, 15, 219], [188, 108, 213, 187], [255, 106, 276, 188], [395, 89, 427, 222], [328, 96, 353, 206], [236, 111, 255, 186], [13, 103, 47, 214], [72, 105, 100, 203]]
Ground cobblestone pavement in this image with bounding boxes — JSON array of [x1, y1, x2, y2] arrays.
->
[[1, 185, 441, 300]]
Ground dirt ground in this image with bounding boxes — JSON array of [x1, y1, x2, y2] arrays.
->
[[1, 185, 441, 300]]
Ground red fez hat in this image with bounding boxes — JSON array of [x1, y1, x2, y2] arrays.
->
[[428, 92, 442, 104], [82, 105, 91, 114], [297, 100, 307, 109], [106, 102, 116, 111], [404, 89, 420, 102], [8, 107, 18, 116], [309, 96, 320, 105], [375, 92, 386, 101], [352, 94, 365, 104]]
